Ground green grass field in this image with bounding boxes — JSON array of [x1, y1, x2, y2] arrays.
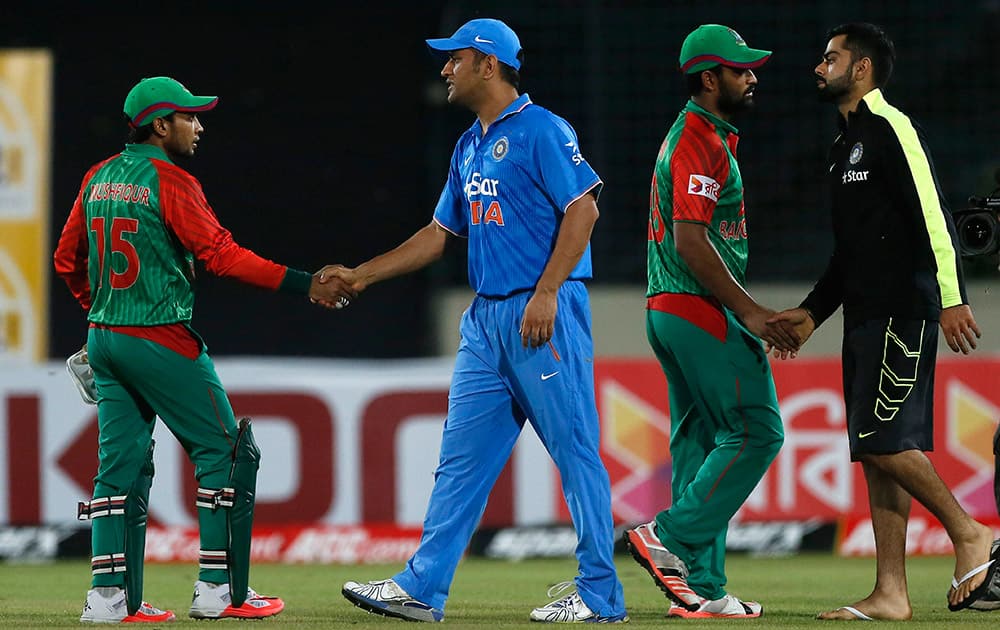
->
[[2, 553, 997, 628]]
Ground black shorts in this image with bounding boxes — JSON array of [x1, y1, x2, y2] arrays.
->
[[843, 317, 937, 460]]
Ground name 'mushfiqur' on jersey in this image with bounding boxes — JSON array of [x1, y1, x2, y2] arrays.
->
[[88, 182, 152, 205]]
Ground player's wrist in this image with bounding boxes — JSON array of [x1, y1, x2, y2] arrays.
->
[[533, 281, 559, 296], [800, 306, 818, 328], [279, 268, 313, 295]]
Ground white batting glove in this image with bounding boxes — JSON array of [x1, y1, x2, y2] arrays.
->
[[66, 346, 97, 405]]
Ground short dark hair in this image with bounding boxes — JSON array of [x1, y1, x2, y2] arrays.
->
[[125, 112, 175, 143], [472, 49, 521, 90], [826, 22, 895, 88], [686, 65, 722, 96]]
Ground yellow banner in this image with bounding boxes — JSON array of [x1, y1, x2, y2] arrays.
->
[[0, 50, 51, 363]]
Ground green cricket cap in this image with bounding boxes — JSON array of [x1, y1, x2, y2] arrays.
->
[[123, 76, 218, 128], [679, 24, 771, 74]]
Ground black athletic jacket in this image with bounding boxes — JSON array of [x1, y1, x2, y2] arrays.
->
[[801, 89, 967, 330]]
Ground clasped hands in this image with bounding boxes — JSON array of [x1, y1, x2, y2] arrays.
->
[[758, 304, 981, 358], [309, 264, 365, 310], [744, 306, 817, 360]]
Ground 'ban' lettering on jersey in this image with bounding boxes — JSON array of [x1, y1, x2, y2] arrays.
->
[[466, 172, 505, 225], [687, 174, 720, 202]]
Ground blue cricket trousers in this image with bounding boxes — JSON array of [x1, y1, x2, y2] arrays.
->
[[393, 281, 625, 617]]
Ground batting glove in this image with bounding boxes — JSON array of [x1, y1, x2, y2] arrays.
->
[[66, 346, 97, 405]]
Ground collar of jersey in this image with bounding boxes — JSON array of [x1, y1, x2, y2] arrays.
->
[[123, 143, 173, 164], [470, 93, 533, 138], [837, 88, 881, 131], [684, 99, 738, 136], [861, 88, 885, 111]]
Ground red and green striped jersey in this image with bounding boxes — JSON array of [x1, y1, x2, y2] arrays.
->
[[55, 143, 308, 327], [647, 100, 749, 296]]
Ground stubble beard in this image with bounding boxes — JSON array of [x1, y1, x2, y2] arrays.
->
[[817, 73, 853, 104]]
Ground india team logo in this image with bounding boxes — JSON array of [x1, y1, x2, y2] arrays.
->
[[849, 142, 864, 165], [687, 174, 720, 202], [491, 136, 509, 161]]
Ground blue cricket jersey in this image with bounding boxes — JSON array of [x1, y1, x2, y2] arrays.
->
[[433, 94, 602, 297]]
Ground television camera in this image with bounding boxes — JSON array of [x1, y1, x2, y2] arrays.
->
[[953, 170, 1000, 258]]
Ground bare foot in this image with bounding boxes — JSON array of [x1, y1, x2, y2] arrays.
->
[[816, 595, 912, 621], [949, 523, 996, 608]]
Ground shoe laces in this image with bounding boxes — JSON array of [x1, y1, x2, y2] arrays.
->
[[545, 580, 577, 600], [538, 581, 597, 620], [138, 602, 166, 615]]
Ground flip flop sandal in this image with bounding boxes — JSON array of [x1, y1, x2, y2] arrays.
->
[[949, 542, 1000, 612]]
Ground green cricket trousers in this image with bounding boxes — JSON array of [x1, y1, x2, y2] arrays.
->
[[85, 326, 237, 587], [645, 307, 784, 600]]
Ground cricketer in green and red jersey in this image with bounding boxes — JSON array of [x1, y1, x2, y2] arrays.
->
[[622, 25, 798, 619], [53, 76, 353, 624]]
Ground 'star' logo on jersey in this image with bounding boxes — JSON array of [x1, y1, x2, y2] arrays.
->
[[565, 140, 586, 166], [842, 169, 869, 184], [687, 174, 720, 202], [465, 172, 505, 226], [464, 172, 500, 199]]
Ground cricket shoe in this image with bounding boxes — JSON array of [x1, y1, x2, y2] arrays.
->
[[623, 520, 700, 611], [80, 587, 176, 623], [529, 581, 629, 623], [667, 594, 763, 618], [188, 580, 284, 619], [342, 578, 444, 622]]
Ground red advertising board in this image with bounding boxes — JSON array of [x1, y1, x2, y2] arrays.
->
[[591, 357, 1000, 524], [1, 356, 998, 533]]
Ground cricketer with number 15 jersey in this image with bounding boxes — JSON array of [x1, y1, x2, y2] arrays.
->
[[55, 143, 311, 358], [433, 94, 602, 297]]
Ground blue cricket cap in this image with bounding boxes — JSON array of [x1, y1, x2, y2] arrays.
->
[[426, 18, 522, 70]]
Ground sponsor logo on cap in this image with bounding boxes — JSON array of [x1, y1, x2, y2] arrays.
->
[[727, 27, 746, 45]]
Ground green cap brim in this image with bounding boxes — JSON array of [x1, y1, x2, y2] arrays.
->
[[681, 48, 771, 74], [129, 96, 218, 128]]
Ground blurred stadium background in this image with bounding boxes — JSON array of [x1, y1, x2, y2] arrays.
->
[[0, 1, 997, 567]]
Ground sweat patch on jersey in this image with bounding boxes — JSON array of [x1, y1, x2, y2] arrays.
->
[[687, 174, 720, 202]]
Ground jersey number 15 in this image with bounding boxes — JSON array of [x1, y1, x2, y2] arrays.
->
[[90, 216, 140, 289]]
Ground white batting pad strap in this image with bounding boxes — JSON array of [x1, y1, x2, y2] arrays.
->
[[199, 549, 228, 571], [91, 552, 126, 575], [196, 487, 235, 510], [78, 495, 127, 520]]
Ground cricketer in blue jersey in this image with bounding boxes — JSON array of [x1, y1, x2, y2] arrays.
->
[[324, 17, 627, 625]]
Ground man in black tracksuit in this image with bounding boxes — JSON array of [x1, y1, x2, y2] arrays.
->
[[769, 22, 995, 620]]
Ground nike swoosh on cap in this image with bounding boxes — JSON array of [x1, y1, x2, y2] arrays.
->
[[474, 35, 495, 44]]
